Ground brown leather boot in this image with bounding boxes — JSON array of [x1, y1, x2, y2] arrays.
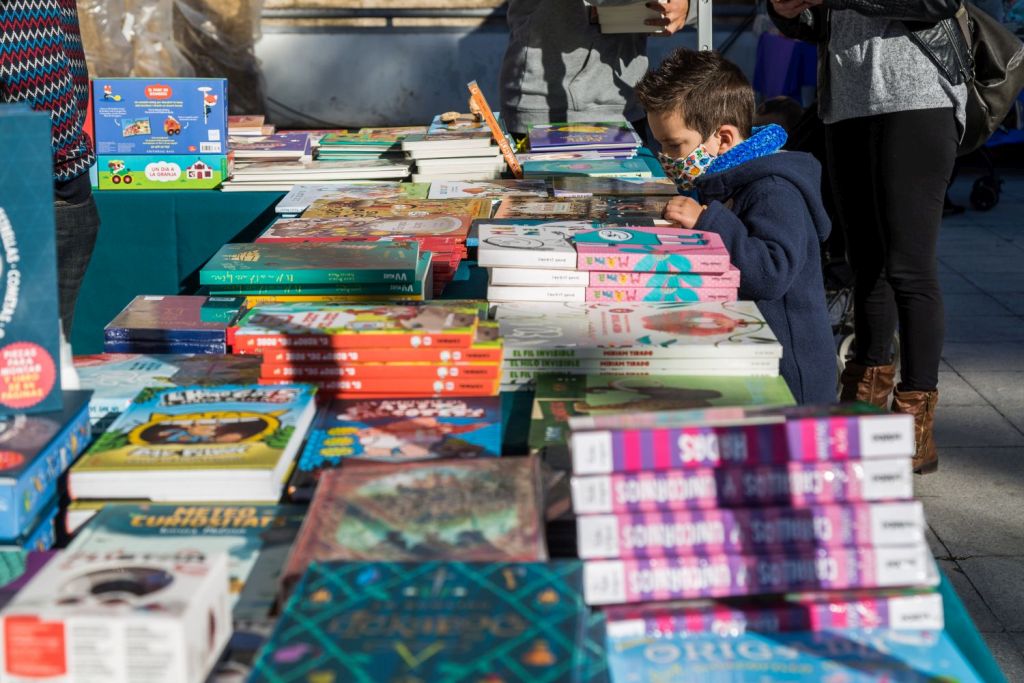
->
[[839, 362, 896, 409], [892, 388, 939, 474]]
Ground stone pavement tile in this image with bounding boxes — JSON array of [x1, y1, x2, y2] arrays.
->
[[959, 558, 1024, 632], [959, 372, 1024, 433], [929, 526, 950, 559], [917, 447, 1024, 557], [984, 634, 1024, 682], [990, 293, 1024, 316], [940, 255, 1024, 274], [943, 342, 1024, 373], [938, 560, 1004, 634], [934, 406, 1024, 448], [937, 371, 985, 407], [940, 271, 985, 294], [942, 293, 1015, 317], [945, 316, 1024, 343], [964, 272, 1024, 293]]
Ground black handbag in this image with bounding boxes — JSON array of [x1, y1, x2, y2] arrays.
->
[[952, 4, 1024, 154]]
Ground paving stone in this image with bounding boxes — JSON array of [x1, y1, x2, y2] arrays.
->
[[918, 447, 1024, 557], [943, 343, 1024, 373], [964, 272, 1024, 293], [990, 293, 1024, 315], [959, 372, 1024, 433], [983, 634, 1024, 682], [928, 526, 951, 559], [959, 558, 1024, 632], [937, 371, 985, 407], [941, 293, 1015, 317], [940, 255, 1024, 274], [940, 271, 985, 294], [945, 316, 1024, 343], [933, 406, 1024, 448], [938, 559, 1004, 634]]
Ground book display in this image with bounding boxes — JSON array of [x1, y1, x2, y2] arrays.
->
[[0, 66, 1001, 681]]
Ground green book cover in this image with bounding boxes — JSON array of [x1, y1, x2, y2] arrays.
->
[[529, 373, 796, 468], [199, 241, 421, 286], [67, 503, 304, 624], [250, 560, 590, 683]]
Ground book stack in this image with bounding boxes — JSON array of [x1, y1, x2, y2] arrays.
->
[[316, 126, 426, 162], [74, 353, 261, 429], [103, 295, 247, 355], [402, 114, 505, 183], [479, 222, 740, 305], [494, 301, 782, 391], [549, 176, 678, 198], [274, 181, 430, 215], [229, 302, 504, 399], [567, 405, 937, 606], [229, 133, 313, 164], [0, 391, 91, 551], [223, 159, 414, 192], [228, 115, 275, 137], [520, 121, 663, 179], [68, 384, 317, 505], [200, 241, 432, 303], [261, 197, 491, 294]]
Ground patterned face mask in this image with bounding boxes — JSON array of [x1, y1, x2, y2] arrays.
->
[[658, 143, 716, 192]]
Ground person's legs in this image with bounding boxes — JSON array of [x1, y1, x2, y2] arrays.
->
[[875, 108, 956, 393], [54, 194, 99, 338]]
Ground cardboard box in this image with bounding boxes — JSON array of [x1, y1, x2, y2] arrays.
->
[[92, 78, 228, 158], [97, 155, 230, 190]]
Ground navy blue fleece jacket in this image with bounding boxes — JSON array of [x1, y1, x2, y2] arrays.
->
[[694, 144, 836, 404]]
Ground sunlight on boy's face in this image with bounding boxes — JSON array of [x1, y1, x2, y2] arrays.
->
[[648, 109, 708, 159]]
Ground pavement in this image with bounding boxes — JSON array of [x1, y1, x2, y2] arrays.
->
[[914, 171, 1024, 679]]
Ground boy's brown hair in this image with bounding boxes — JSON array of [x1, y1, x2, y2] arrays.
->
[[636, 49, 755, 139]]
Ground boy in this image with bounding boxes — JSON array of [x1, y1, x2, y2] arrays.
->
[[636, 49, 835, 404]]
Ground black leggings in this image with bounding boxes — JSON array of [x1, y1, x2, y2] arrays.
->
[[826, 108, 959, 392]]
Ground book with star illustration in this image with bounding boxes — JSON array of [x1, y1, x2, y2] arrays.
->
[[250, 561, 590, 683]]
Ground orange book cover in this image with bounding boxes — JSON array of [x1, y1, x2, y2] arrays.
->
[[259, 376, 501, 397], [259, 362, 500, 381]]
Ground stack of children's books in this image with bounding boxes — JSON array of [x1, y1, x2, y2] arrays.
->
[[222, 158, 414, 191], [228, 114, 275, 137], [256, 196, 491, 294], [229, 133, 313, 164], [200, 241, 432, 303], [480, 220, 739, 305], [402, 114, 505, 183], [316, 126, 426, 162], [519, 121, 662, 179], [229, 302, 503, 399], [494, 301, 782, 391], [103, 295, 246, 355]]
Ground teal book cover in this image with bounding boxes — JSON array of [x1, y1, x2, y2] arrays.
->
[[605, 628, 985, 682], [250, 561, 591, 683], [0, 105, 63, 414], [67, 503, 305, 624], [523, 158, 653, 179]]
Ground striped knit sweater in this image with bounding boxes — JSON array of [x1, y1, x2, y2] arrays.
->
[[0, 0, 94, 182]]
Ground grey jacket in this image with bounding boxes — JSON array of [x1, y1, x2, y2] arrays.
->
[[499, 0, 697, 134]]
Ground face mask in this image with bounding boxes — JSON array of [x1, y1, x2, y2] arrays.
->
[[658, 142, 716, 192]]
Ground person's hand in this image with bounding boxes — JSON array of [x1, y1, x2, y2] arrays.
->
[[663, 196, 706, 229], [646, 0, 689, 35], [770, 0, 819, 19]]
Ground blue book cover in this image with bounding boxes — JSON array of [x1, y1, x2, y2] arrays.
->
[[250, 561, 590, 683], [103, 295, 241, 343], [523, 157, 654, 179], [102, 340, 229, 354], [0, 390, 91, 539], [0, 498, 59, 551], [528, 122, 641, 151], [299, 396, 501, 469], [605, 628, 985, 682], [0, 105, 64, 414]]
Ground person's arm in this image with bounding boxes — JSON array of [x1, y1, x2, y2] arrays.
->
[[822, 0, 961, 22], [768, 2, 828, 43], [646, 0, 697, 34]]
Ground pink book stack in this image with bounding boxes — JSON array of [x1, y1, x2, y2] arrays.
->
[[567, 402, 943, 629]]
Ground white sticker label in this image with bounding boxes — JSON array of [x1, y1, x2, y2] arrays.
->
[[144, 161, 181, 182]]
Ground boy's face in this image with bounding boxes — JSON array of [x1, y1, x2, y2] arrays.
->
[[647, 110, 717, 160]]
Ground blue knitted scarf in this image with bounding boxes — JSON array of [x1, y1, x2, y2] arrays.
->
[[705, 124, 788, 177]]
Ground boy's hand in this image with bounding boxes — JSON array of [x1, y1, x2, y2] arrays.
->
[[663, 196, 706, 229], [646, 0, 689, 34]]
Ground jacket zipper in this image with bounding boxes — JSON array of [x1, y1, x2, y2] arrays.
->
[[942, 19, 970, 84]]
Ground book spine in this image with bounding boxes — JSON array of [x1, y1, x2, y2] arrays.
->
[[570, 416, 913, 475], [576, 250, 732, 274], [502, 346, 782, 361], [200, 268, 418, 286], [259, 346, 503, 364], [603, 591, 945, 636], [488, 268, 591, 287], [589, 270, 741, 288], [583, 545, 934, 605], [230, 331, 476, 352], [569, 459, 914, 514], [259, 362, 500, 381], [575, 502, 926, 559], [487, 286, 586, 303], [478, 249, 577, 270], [503, 357, 779, 372], [208, 282, 423, 296], [585, 287, 738, 303], [259, 377, 500, 397]]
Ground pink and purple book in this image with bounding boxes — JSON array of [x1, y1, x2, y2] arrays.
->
[[574, 226, 732, 273]]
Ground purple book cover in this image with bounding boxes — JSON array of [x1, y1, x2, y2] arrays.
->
[[104, 295, 241, 343], [583, 545, 935, 605], [569, 459, 914, 514], [528, 122, 642, 151], [575, 501, 925, 559], [602, 590, 945, 636], [231, 133, 312, 155]]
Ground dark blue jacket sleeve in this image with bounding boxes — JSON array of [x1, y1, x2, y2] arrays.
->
[[694, 181, 817, 302]]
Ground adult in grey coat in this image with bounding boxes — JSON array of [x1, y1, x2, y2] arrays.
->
[[499, 0, 696, 137]]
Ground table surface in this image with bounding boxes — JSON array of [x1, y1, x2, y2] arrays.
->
[[78, 188, 1006, 682]]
